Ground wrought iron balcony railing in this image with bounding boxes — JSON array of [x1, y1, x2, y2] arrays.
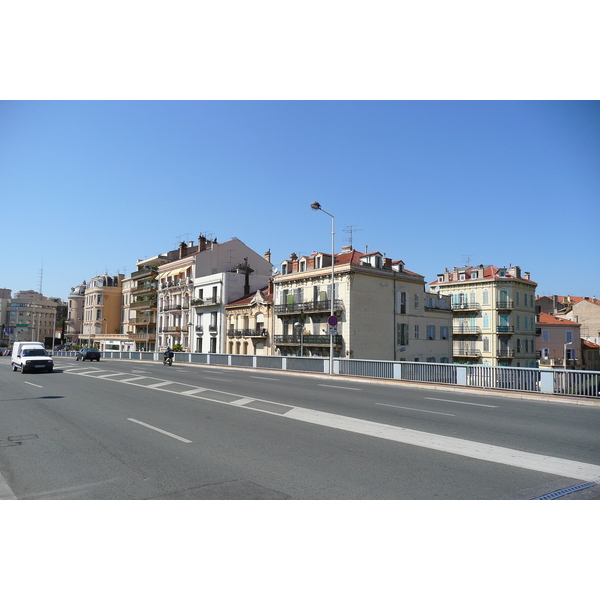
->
[[274, 299, 343, 315], [274, 334, 342, 346], [453, 326, 481, 335], [451, 302, 481, 311], [496, 300, 515, 310], [496, 326, 514, 334]]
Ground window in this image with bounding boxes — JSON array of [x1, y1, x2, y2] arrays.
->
[[397, 323, 409, 345], [281, 263, 288, 275], [483, 337, 490, 352], [516, 291, 520, 306], [483, 313, 490, 329], [427, 325, 436, 340], [414, 325, 420, 339], [542, 330, 549, 342], [441, 326, 449, 340], [414, 294, 419, 310], [315, 256, 322, 269], [566, 331, 572, 343], [397, 291, 406, 314]]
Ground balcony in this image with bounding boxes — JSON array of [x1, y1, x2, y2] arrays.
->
[[162, 304, 182, 312], [160, 278, 193, 289], [453, 348, 482, 357], [497, 300, 514, 310], [132, 282, 158, 295], [453, 326, 481, 335], [496, 348, 515, 358], [227, 328, 268, 338], [131, 299, 157, 310], [451, 302, 481, 312], [131, 266, 158, 280], [192, 297, 221, 309], [162, 326, 181, 333], [274, 334, 342, 347], [496, 326, 514, 334], [129, 333, 156, 340], [274, 299, 343, 315], [129, 317, 156, 324]]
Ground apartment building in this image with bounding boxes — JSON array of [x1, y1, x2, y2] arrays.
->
[[536, 312, 582, 368], [81, 273, 124, 348], [0, 288, 11, 348], [536, 295, 600, 346], [273, 246, 453, 362], [124, 255, 169, 351], [433, 265, 538, 367], [157, 235, 272, 352], [65, 281, 87, 346], [5, 290, 61, 347], [225, 282, 273, 355]]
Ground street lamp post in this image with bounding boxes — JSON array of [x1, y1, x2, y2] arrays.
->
[[294, 321, 304, 357], [311, 201, 335, 374]]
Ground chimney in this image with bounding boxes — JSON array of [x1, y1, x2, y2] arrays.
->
[[198, 236, 206, 251], [264, 249, 272, 263], [524, 272, 531, 280], [179, 241, 187, 259]]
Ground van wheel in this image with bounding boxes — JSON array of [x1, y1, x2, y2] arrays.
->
[[12, 363, 17, 371]]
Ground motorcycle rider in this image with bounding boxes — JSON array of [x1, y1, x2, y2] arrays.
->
[[164, 346, 174, 364]]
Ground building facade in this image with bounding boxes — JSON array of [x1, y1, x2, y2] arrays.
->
[[273, 246, 453, 362], [225, 283, 273, 355], [536, 312, 582, 368], [5, 290, 61, 347], [157, 235, 273, 352], [434, 265, 538, 367], [82, 273, 124, 348]]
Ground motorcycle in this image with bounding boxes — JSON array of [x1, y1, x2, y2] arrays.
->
[[163, 353, 173, 366]]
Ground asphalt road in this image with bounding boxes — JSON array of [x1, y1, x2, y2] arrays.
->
[[1, 356, 599, 499]]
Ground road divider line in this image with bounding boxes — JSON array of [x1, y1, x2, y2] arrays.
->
[[0, 470, 17, 500], [231, 398, 256, 406], [319, 384, 362, 391], [377, 402, 455, 417], [127, 418, 192, 443], [424, 397, 497, 408], [285, 407, 600, 483], [180, 387, 208, 395], [146, 381, 173, 388], [118, 376, 149, 383], [23, 382, 43, 388]]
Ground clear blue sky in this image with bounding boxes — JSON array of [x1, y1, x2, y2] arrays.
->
[[1, 100, 598, 301]]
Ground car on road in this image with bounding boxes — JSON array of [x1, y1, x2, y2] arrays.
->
[[13, 347, 54, 373], [76, 348, 101, 362]]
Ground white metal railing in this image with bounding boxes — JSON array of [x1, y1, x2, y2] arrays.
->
[[51, 351, 600, 399]]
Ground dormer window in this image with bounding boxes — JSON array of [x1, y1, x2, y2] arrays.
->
[[499, 269, 506, 277], [281, 263, 288, 275], [471, 272, 477, 279], [299, 259, 306, 272], [460, 273, 466, 281], [315, 256, 322, 269]]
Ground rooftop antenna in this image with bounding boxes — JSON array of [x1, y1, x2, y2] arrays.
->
[[461, 253, 476, 265], [176, 233, 190, 244], [38, 264, 43, 294], [344, 225, 363, 248]]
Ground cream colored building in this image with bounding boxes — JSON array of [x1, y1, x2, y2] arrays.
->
[[6, 290, 60, 346], [434, 265, 538, 367], [82, 273, 124, 349], [225, 282, 273, 355], [65, 281, 86, 345], [273, 246, 453, 362], [157, 235, 273, 352]]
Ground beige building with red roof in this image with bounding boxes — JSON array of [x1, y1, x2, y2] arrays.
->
[[225, 283, 274, 355], [433, 264, 538, 367], [536, 295, 600, 346], [273, 245, 453, 362], [536, 312, 581, 368]]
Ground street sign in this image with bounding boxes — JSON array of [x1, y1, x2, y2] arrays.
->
[[328, 325, 337, 335], [16, 324, 28, 327], [327, 315, 338, 327]]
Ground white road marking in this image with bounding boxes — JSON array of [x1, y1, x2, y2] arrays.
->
[[203, 377, 231, 382], [231, 398, 256, 406], [180, 387, 208, 395], [286, 407, 600, 482], [23, 382, 43, 388], [424, 397, 497, 408], [0, 470, 17, 500], [145, 381, 173, 388], [376, 402, 455, 417], [96, 373, 125, 378], [319, 384, 362, 391], [127, 418, 192, 443], [118, 376, 149, 383], [250, 376, 280, 380]]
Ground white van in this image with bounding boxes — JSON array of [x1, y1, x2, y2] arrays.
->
[[11, 342, 54, 374]]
